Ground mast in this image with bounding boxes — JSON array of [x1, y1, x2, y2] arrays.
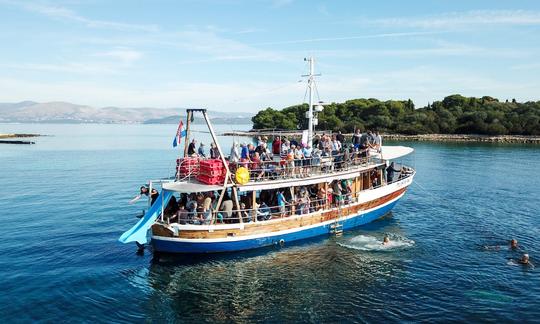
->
[[303, 57, 320, 148], [307, 57, 314, 148]]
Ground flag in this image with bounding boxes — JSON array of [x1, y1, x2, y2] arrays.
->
[[172, 120, 186, 147]]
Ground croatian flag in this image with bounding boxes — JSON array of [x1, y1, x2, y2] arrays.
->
[[172, 120, 186, 147]]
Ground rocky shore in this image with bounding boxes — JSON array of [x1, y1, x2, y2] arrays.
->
[[222, 130, 540, 144]]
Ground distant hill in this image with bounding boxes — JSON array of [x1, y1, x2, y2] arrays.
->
[[0, 101, 254, 124]]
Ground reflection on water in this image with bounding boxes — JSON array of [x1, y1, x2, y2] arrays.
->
[[124, 217, 413, 322]]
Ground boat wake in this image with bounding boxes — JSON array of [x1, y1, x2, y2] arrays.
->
[[338, 234, 415, 252]]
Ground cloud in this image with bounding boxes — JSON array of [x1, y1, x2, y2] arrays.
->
[[93, 48, 143, 65], [372, 10, 540, 29], [0, 62, 117, 74], [6, 1, 159, 32], [311, 43, 529, 59], [254, 31, 444, 46]]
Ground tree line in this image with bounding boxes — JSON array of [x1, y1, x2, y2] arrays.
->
[[251, 94, 540, 135]]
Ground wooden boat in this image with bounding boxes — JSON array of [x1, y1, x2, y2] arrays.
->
[[119, 58, 415, 253]]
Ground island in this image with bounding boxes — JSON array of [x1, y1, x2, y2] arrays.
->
[[247, 94, 540, 143]]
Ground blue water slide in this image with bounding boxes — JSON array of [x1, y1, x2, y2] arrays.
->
[[118, 190, 173, 244]]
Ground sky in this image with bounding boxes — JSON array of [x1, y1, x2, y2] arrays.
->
[[0, 0, 539, 112]]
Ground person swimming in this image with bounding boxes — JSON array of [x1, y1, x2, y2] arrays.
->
[[382, 236, 390, 245], [510, 239, 518, 250], [519, 253, 530, 265]]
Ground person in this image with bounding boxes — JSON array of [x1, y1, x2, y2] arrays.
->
[[352, 129, 362, 149], [272, 136, 282, 155], [286, 147, 295, 177], [130, 186, 159, 205], [175, 204, 189, 224], [197, 143, 206, 158], [230, 142, 240, 164], [293, 144, 304, 176], [164, 195, 179, 221], [187, 139, 197, 156], [240, 202, 252, 223], [519, 253, 530, 265], [281, 140, 290, 158], [277, 190, 288, 217], [258, 201, 271, 220], [386, 162, 401, 183], [336, 131, 345, 144], [313, 134, 320, 149], [332, 180, 343, 206], [219, 192, 234, 223], [372, 131, 382, 152], [251, 152, 264, 180], [382, 236, 390, 245], [240, 143, 250, 168], [210, 142, 220, 159], [302, 144, 313, 175], [201, 193, 213, 224], [510, 239, 518, 250]]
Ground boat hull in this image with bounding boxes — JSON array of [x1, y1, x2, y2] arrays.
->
[[151, 192, 404, 254]]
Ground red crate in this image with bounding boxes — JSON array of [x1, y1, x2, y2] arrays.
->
[[199, 168, 223, 177], [196, 174, 225, 185], [200, 159, 223, 167]]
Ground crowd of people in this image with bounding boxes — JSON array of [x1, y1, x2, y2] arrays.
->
[[223, 129, 389, 181], [159, 178, 363, 226], [143, 129, 412, 225]]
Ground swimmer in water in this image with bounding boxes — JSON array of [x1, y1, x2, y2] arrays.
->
[[510, 239, 518, 250], [519, 253, 529, 265], [382, 236, 390, 245]]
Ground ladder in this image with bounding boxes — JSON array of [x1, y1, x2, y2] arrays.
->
[[331, 204, 344, 236]]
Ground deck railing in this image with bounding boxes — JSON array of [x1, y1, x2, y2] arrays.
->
[[175, 150, 383, 184], [161, 170, 414, 226]]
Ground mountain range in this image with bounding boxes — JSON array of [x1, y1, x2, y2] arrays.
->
[[0, 101, 254, 124]]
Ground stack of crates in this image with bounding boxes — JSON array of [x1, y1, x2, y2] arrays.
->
[[177, 157, 200, 177], [196, 159, 226, 184]]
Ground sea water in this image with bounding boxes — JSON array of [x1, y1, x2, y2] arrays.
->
[[0, 123, 539, 322]]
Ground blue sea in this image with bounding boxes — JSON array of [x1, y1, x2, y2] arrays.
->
[[1, 123, 539, 323]]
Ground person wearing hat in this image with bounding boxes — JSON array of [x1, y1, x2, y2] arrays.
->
[[198, 142, 206, 158]]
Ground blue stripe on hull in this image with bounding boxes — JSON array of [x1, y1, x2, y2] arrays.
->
[[152, 199, 400, 254]]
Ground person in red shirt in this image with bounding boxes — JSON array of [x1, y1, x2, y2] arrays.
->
[[272, 136, 282, 155]]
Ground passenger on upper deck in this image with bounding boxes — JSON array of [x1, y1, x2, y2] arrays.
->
[[371, 131, 382, 153], [352, 129, 362, 149], [230, 142, 240, 164], [272, 136, 282, 155], [210, 142, 220, 159], [336, 131, 345, 144], [187, 139, 197, 156], [198, 143, 206, 158]]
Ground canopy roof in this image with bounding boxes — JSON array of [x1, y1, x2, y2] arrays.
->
[[162, 181, 226, 193], [373, 146, 414, 160]]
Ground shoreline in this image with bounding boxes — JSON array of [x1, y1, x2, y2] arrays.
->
[[0, 133, 41, 144], [0, 133, 42, 139], [222, 130, 540, 144]]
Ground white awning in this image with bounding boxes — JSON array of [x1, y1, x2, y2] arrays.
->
[[162, 181, 226, 193], [372, 146, 414, 160]]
